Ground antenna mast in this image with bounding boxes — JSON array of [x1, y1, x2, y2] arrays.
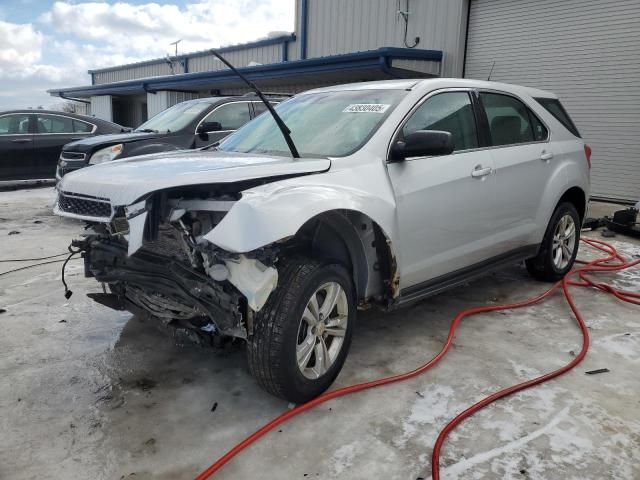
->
[[487, 61, 496, 81]]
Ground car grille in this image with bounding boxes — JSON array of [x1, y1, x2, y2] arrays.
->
[[58, 191, 111, 218], [57, 165, 84, 178], [60, 151, 86, 160]]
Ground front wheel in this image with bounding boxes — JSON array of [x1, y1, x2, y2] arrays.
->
[[526, 202, 581, 281], [247, 258, 355, 403]]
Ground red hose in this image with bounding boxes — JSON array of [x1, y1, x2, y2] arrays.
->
[[195, 238, 640, 480]]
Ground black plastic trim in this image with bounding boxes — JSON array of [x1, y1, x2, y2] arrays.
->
[[396, 244, 539, 305]]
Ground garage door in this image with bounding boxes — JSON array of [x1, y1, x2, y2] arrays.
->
[[464, 0, 640, 202]]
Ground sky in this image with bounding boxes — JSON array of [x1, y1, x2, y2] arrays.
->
[[0, 0, 294, 110]]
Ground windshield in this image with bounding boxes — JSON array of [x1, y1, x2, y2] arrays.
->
[[219, 89, 406, 157], [135, 101, 211, 133]]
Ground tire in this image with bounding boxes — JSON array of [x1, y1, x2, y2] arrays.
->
[[526, 202, 581, 282], [247, 258, 355, 403]]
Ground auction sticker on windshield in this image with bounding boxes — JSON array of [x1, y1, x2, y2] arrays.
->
[[343, 104, 390, 113]]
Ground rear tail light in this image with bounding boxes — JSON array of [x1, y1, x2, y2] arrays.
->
[[584, 144, 592, 169]]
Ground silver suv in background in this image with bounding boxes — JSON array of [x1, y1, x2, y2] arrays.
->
[[54, 79, 590, 403]]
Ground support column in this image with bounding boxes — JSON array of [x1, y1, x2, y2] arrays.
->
[[146, 91, 169, 118], [90, 95, 113, 122]]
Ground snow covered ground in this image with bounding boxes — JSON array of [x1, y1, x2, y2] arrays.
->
[[1, 187, 639, 479]]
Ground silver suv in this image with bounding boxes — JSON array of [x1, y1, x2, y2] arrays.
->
[[54, 79, 590, 403]]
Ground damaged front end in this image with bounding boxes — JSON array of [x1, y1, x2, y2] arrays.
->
[[63, 184, 280, 340]]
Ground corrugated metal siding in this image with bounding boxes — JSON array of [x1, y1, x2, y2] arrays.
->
[[146, 91, 204, 118], [93, 62, 183, 84], [147, 92, 168, 119], [465, 0, 640, 202], [90, 95, 112, 121], [303, 0, 468, 77], [92, 44, 282, 84], [188, 44, 283, 73]]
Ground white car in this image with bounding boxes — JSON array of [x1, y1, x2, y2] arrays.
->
[[55, 78, 590, 403]]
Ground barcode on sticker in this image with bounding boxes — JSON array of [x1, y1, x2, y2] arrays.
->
[[343, 104, 390, 113]]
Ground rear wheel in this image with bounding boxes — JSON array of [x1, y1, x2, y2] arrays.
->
[[247, 258, 355, 403], [526, 202, 580, 281]]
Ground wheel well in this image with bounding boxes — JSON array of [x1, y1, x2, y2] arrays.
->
[[558, 187, 587, 222], [294, 210, 395, 304]]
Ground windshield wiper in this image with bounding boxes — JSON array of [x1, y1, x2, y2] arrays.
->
[[209, 49, 300, 159], [136, 128, 159, 133]]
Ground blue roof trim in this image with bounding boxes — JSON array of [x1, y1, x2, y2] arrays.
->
[[88, 34, 297, 74], [50, 47, 443, 97]]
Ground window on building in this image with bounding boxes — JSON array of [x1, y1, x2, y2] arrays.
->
[[0, 114, 30, 134], [72, 120, 93, 133], [36, 115, 74, 134], [480, 93, 539, 146], [205, 102, 251, 130], [402, 92, 478, 152], [535, 97, 581, 138]]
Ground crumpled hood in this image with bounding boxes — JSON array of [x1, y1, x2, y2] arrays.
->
[[63, 132, 161, 152], [58, 149, 331, 206]]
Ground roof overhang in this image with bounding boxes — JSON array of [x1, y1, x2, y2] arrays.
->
[[48, 47, 442, 98]]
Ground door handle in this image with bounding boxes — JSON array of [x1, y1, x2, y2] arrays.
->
[[70, 137, 84, 141], [540, 150, 554, 161], [10, 138, 31, 143], [471, 165, 492, 178]]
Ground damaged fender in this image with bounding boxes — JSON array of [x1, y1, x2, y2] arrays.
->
[[204, 170, 398, 256]]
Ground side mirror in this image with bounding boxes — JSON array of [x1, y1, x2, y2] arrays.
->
[[197, 121, 222, 134], [389, 130, 454, 162]]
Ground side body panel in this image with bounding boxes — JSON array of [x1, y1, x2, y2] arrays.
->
[[0, 132, 34, 180], [386, 149, 500, 286], [0, 113, 34, 180], [488, 142, 556, 248]]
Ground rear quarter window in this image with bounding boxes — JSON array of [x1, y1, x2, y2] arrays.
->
[[535, 98, 581, 138]]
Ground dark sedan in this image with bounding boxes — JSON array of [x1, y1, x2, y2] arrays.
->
[[57, 94, 284, 180], [0, 110, 126, 182]]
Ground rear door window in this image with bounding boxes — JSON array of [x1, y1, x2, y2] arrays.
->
[[205, 102, 251, 130], [480, 92, 539, 146], [0, 114, 30, 134], [402, 91, 479, 152], [535, 97, 581, 137], [252, 101, 279, 117], [36, 114, 74, 134]]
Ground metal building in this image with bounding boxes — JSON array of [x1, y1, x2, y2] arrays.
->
[[49, 0, 640, 202]]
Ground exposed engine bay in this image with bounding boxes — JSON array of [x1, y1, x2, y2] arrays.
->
[[68, 182, 287, 341]]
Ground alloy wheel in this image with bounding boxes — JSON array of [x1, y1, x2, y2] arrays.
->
[[552, 214, 577, 269], [296, 282, 349, 379]]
